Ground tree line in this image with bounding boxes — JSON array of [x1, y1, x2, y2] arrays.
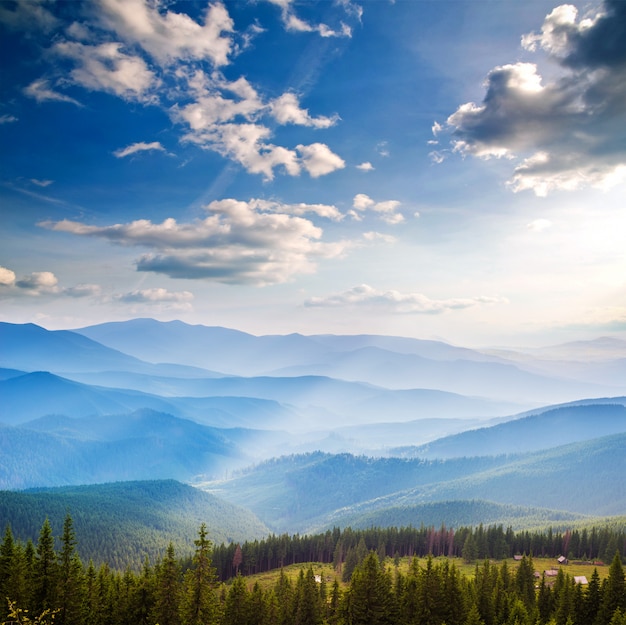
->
[[211, 523, 626, 580], [1, 515, 626, 625]]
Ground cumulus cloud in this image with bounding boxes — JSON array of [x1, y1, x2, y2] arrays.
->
[[24, 79, 81, 106], [0, 266, 16, 286], [440, 0, 626, 195], [39, 198, 352, 285], [297, 143, 346, 178], [170, 70, 344, 179], [0, 265, 100, 299], [356, 161, 374, 171], [349, 193, 403, 224], [97, 0, 235, 66], [114, 141, 165, 158], [305, 284, 507, 314], [270, 93, 338, 128], [54, 41, 159, 102]]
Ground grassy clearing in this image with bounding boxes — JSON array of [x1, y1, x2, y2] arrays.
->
[[234, 555, 611, 590]]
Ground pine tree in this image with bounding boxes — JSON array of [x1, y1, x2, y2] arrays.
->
[[596, 553, 626, 625], [57, 513, 85, 625], [465, 604, 485, 625], [294, 568, 321, 625], [33, 518, 58, 614], [180, 524, 219, 625], [223, 573, 250, 625], [152, 543, 181, 625], [346, 551, 392, 625]]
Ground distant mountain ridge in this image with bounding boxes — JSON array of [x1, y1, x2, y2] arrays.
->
[[396, 402, 626, 459], [74, 318, 624, 403]]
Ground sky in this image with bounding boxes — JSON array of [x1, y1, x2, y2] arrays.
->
[[1, 0, 625, 347]]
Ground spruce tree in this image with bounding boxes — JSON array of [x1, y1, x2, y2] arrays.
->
[[180, 524, 219, 625], [33, 518, 58, 614], [346, 551, 392, 625], [223, 573, 250, 625], [596, 553, 626, 625], [152, 543, 181, 625], [57, 513, 85, 625]]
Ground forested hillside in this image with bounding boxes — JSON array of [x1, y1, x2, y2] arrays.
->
[[203, 433, 626, 532], [0, 480, 269, 569], [1, 516, 625, 625]]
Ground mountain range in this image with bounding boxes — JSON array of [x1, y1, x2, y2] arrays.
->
[[1, 318, 625, 545]]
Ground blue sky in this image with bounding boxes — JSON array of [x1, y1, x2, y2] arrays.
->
[[1, 0, 625, 346]]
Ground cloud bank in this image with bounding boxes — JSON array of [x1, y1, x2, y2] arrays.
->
[[39, 199, 354, 285]]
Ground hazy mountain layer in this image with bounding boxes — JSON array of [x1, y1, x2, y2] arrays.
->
[[395, 402, 626, 459], [74, 318, 625, 404], [0, 409, 254, 489]]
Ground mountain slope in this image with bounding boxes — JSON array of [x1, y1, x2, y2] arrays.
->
[[203, 433, 626, 532], [401, 402, 626, 459], [0, 480, 269, 569]]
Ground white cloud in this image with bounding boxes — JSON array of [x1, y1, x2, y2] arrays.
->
[[24, 79, 81, 106], [442, 0, 626, 195], [351, 193, 403, 223], [266, 0, 355, 38], [171, 71, 344, 179], [113, 141, 166, 158], [54, 41, 159, 102], [0, 114, 18, 124], [305, 284, 507, 314], [14, 271, 59, 295], [0, 266, 16, 286], [270, 93, 338, 128], [39, 198, 352, 285], [297, 143, 346, 178], [527, 218, 552, 232], [356, 161, 374, 171], [30, 179, 54, 187], [249, 199, 344, 221], [98, 0, 235, 66]]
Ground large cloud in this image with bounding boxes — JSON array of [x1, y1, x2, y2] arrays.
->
[[97, 0, 235, 66], [305, 284, 506, 314], [441, 0, 626, 195], [39, 199, 352, 285], [54, 41, 160, 102]]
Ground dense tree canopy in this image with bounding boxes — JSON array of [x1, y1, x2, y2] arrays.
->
[[1, 516, 626, 625]]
